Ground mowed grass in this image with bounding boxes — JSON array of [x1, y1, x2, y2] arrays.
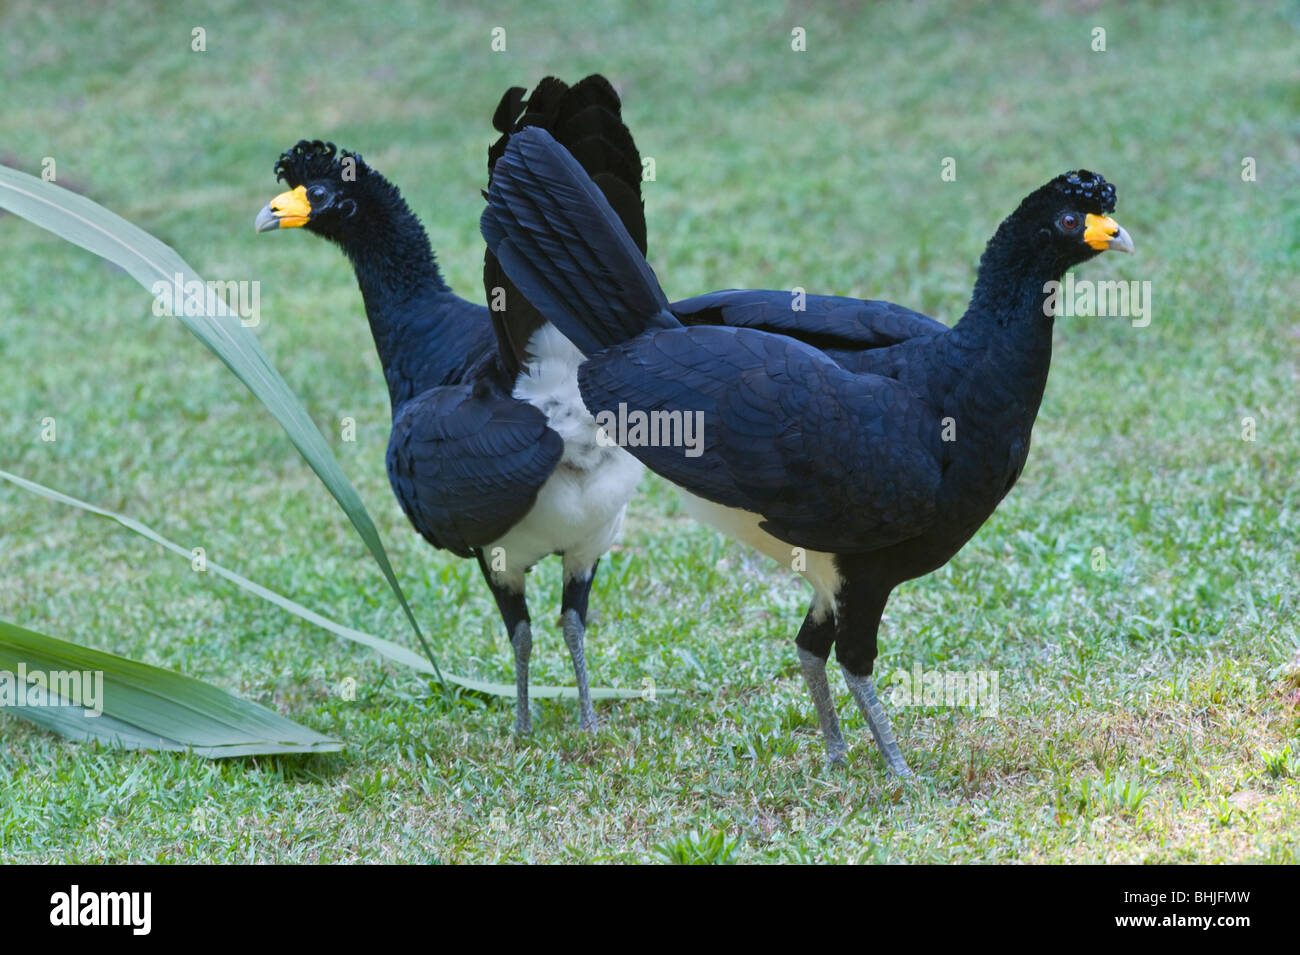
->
[[1, 0, 1298, 863]]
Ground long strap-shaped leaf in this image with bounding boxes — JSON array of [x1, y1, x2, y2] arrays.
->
[[0, 468, 660, 700], [0, 164, 443, 688], [0, 619, 342, 757]]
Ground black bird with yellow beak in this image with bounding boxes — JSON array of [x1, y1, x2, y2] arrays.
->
[[479, 128, 1135, 775], [255, 77, 651, 736]]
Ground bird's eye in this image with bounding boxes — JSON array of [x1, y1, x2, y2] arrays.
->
[[1060, 213, 1079, 230], [307, 186, 327, 203]]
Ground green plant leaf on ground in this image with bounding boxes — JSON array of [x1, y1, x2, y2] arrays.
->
[[0, 619, 341, 757], [0, 164, 444, 687], [0, 467, 660, 701]]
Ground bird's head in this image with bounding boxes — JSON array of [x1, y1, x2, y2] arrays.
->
[[256, 140, 383, 243], [996, 169, 1133, 275]]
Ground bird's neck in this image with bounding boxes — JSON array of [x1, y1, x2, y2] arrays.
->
[[338, 203, 474, 410], [949, 235, 1062, 400]]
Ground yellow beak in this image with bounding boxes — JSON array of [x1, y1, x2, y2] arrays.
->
[[1083, 213, 1134, 253], [255, 185, 311, 232]]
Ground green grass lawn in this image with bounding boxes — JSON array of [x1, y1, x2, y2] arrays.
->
[[1, 0, 1297, 863]]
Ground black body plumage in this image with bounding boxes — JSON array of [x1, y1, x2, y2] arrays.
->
[[479, 126, 1129, 771]]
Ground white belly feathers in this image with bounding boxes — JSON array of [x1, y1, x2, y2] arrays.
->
[[488, 324, 643, 588]]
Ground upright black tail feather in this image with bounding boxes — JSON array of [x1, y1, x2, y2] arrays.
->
[[481, 126, 678, 359], [484, 75, 652, 372], [491, 85, 527, 136], [489, 75, 643, 244]]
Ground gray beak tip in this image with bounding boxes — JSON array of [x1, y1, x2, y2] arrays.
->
[[1108, 224, 1135, 254], [254, 204, 280, 233]]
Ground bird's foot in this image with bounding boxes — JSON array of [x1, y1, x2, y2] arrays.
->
[[824, 740, 848, 767]]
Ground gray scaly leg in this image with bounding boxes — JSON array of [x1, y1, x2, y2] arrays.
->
[[561, 609, 598, 731], [512, 621, 532, 735], [798, 646, 847, 765], [841, 667, 912, 777], [561, 565, 600, 731]]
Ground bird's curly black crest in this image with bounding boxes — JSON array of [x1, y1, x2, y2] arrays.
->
[[1049, 169, 1116, 213], [274, 140, 368, 187]]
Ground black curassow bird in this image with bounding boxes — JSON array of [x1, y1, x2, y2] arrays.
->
[[480, 127, 1135, 775], [254, 77, 648, 733]]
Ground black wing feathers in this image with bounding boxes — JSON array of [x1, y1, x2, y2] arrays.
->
[[387, 381, 563, 558], [481, 129, 950, 553], [671, 290, 948, 356], [576, 326, 942, 552], [482, 127, 676, 358]]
